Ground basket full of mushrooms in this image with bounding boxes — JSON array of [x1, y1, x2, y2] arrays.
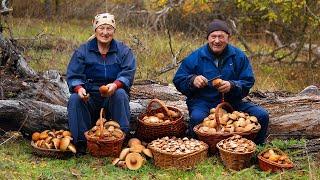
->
[[136, 99, 186, 142], [148, 136, 208, 170], [258, 148, 294, 172], [31, 129, 76, 158], [194, 102, 261, 154], [216, 135, 256, 170], [84, 108, 125, 157]]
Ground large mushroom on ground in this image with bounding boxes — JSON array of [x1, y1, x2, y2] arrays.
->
[[125, 152, 145, 170], [128, 138, 141, 147]]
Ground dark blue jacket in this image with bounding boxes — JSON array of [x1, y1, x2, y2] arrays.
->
[[67, 38, 136, 93], [173, 44, 255, 106]]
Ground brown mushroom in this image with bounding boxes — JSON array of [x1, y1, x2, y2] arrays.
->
[[129, 144, 145, 153], [32, 132, 40, 141], [67, 144, 77, 153], [105, 121, 120, 128], [39, 131, 49, 140], [142, 148, 153, 158], [128, 138, 141, 147], [125, 152, 145, 170], [155, 113, 165, 119], [119, 148, 130, 160], [212, 78, 222, 87], [112, 129, 123, 139], [62, 131, 72, 137], [52, 138, 60, 149], [60, 137, 70, 151], [99, 85, 109, 97]]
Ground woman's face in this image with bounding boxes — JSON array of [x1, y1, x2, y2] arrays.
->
[[95, 24, 115, 45], [208, 31, 229, 55]]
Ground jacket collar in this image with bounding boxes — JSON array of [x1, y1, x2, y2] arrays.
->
[[88, 37, 118, 53]]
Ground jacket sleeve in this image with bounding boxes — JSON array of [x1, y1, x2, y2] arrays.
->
[[227, 54, 255, 100], [66, 49, 86, 93], [116, 48, 136, 90], [173, 56, 197, 97]]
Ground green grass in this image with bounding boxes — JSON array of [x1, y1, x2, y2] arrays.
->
[[6, 17, 319, 93], [1, 137, 318, 179]]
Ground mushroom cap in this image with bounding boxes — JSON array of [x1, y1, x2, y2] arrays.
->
[[32, 132, 40, 141], [52, 138, 60, 149], [142, 148, 153, 158], [125, 152, 144, 170], [119, 148, 130, 160], [62, 130, 72, 137], [128, 138, 141, 147], [105, 121, 120, 128], [99, 85, 109, 96], [129, 144, 145, 153], [60, 137, 70, 151], [39, 131, 49, 140], [212, 78, 223, 87], [112, 129, 124, 139], [68, 143, 77, 153]]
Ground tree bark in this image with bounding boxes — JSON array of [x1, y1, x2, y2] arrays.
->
[[0, 84, 319, 139]]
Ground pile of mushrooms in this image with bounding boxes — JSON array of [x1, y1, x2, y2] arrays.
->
[[198, 107, 260, 134], [148, 136, 207, 155], [87, 119, 124, 140], [32, 130, 76, 153], [111, 138, 153, 170], [217, 135, 256, 153], [142, 110, 179, 124], [262, 149, 292, 165]]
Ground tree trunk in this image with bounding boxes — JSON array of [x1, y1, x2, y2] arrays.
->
[[0, 85, 319, 139]]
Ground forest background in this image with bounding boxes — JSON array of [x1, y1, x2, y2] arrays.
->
[[8, 0, 320, 92]]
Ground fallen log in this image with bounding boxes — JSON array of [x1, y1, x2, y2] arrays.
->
[[0, 84, 319, 139]]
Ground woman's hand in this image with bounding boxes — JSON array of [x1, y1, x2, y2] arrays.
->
[[77, 87, 87, 99]]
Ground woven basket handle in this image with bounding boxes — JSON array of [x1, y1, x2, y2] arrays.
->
[[215, 102, 234, 130], [146, 99, 170, 116], [99, 108, 105, 139]]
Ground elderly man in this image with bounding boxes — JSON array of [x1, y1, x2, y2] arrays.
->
[[66, 13, 136, 154], [173, 19, 269, 145]]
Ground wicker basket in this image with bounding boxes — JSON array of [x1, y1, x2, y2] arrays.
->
[[31, 141, 72, 159], [148, 142, 208, 170], [85, 108, 125, 157], [194, 102, 261, 154], [258, 148, 294, 172], [216, 138, 256, 171], [136, 99, 186, 142]]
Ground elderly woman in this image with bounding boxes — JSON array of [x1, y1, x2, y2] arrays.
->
[[66, 13, 136, 155]]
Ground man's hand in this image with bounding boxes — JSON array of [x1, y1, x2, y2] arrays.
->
[[193, 75, 208, 88], [217, 80, 231, 93], [105, 83, 118, 96]]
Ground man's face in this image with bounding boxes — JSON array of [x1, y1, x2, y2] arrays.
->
[[95, 24, 115, 44], [208, 31, 229, 55]]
